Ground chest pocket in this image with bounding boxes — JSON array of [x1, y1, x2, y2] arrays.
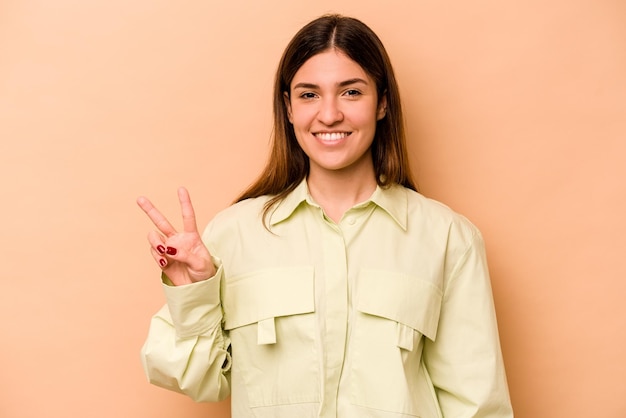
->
[[351, 269, 443, 417], [222, 266, 320, 407]]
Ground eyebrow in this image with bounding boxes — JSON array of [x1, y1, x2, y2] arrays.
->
[[292, 78, 369, 90]]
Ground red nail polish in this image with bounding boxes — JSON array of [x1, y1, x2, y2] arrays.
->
[[166, 247, 177, 255], [157, 245, 166, 254], [159, 258, 167, 267]]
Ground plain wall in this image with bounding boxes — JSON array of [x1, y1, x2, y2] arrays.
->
[[1, 0, 625, 417]]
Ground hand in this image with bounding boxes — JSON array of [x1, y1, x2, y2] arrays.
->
[[137, 187, 216, 286]]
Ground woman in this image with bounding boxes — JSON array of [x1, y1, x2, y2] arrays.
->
[[138, 14, 513, 418]]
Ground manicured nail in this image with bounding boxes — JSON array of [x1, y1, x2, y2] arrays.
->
[[166, 247, 177, 256], [159, 258, 167, 267], [156, 245, 166, 254]]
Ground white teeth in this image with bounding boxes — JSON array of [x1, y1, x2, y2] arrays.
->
[[315, 132, 349, 141]]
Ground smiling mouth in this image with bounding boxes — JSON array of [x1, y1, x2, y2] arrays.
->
[[314, 132, 351, 141]]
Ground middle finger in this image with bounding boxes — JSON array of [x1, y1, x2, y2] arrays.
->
[[137, 196, 177, 237]]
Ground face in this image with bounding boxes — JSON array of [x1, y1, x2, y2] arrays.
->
[[284, 49, 387, 179]]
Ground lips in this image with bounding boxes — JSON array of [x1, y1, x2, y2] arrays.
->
[[314, 132, 351, 141]]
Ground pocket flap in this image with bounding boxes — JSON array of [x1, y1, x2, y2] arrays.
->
[[356, 269, 442, 340], [223, 266, 315, 330]]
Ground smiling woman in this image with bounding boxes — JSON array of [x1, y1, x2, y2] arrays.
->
[[138, 14, 513, 418]]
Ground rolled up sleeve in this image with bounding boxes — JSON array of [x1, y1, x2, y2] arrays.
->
[[141, 257, 231, 402]]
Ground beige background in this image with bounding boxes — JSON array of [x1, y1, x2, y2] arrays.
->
[[1, 0, 625, 417]]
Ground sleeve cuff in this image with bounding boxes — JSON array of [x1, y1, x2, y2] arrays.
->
[[161, 257, 224, 338]]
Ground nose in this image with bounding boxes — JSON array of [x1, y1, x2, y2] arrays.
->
[[317, 97, 344, 125]]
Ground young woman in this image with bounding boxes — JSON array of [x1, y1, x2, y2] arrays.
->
[[138, 14, 513, 418]]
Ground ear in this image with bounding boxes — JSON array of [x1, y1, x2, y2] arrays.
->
[[283, 91, 293, 123], [376, 93, 388, 121]]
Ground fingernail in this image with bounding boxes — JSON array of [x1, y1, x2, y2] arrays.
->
[[166, 247, 177, 255], [159, 258, 167, 267], [156, 245, 166, 254]]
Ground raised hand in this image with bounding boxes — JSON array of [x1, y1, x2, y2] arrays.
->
[[137, 187, 216, 286]]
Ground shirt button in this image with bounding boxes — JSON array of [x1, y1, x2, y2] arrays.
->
[[346, 217, 356, 225]]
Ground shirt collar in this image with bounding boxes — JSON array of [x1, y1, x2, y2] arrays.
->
[[269, 179, 309, 226], [369, 183, 408, 231], [269, 179, 408, 230]]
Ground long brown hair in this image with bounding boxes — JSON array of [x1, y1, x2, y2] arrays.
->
[[236, 14, 416, 219]]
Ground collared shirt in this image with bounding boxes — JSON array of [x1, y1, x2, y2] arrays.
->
[[141, 180, 513, 417]]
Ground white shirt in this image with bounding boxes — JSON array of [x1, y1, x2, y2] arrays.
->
[[141, 180, 513, 417]]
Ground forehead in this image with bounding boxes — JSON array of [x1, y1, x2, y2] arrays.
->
[[291, 49, 372, 87]]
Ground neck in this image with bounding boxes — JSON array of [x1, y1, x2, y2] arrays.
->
[[306, 164, 377, 223]]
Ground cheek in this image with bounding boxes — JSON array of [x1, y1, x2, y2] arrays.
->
[[290, 108, 313, 129], [353, 108, 380, 130], [289, 116, 309, 144]]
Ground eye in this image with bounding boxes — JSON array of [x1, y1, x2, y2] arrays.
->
[[299, 92, 318, 99], [343, 89, 362, 97]]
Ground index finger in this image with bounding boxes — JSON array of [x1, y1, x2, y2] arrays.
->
[[178, 187, 200, 234], [136, 195, 177, 237]]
